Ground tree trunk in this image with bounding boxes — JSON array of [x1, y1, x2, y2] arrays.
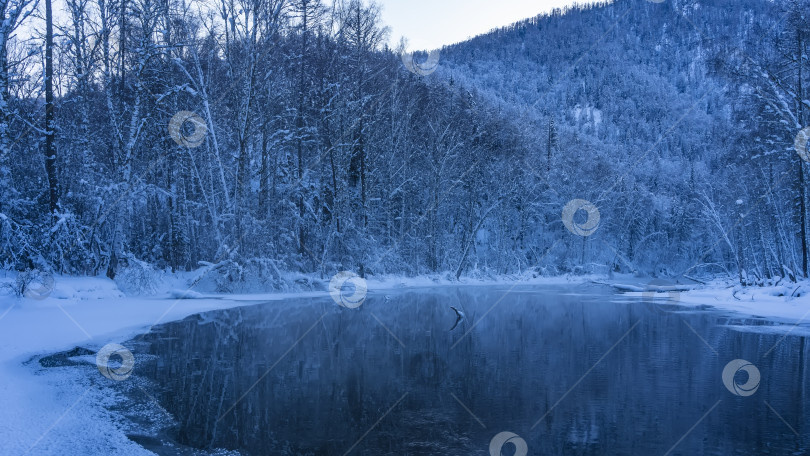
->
[[259, 126, 269, 217], [0, 23, 11, 214], [44, 0, 58, 215], [297, 7, 308, 253], [798, 28, 807, 277], [799, 159, 807, 277]]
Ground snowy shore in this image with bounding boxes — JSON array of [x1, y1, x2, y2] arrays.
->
[[1, 272, 808, 454]]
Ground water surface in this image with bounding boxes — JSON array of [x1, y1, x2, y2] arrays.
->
[[127, 285, 810, 455]]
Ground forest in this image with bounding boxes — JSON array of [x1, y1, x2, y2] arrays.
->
[[0, 0, 809, 289]]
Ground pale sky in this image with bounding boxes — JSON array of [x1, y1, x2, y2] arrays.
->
[[21, 0, 593, 54], [378, 0, 596, 51]]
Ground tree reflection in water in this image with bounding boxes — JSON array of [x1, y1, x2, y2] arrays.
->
[[128, 286, 809, 455]]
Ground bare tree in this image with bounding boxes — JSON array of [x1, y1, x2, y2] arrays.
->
[[43, 0, 57, 215], [0, 0, 36, 213], [337, 0, 387, 227]]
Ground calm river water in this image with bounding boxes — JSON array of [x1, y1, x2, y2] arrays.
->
[[122, 285, 809, 455]]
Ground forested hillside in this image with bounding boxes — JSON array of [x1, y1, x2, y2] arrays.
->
[[438, 0, 810, 283], [0, 0, 808, 287]]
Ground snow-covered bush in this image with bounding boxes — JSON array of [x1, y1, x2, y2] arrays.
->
[[5, 269, 54, 299], [189, 258, 322, 293], [0, 213, 38, 271], [114, 257, 160, 296], [44, 211, 95, 275], [209, 258, 289, 293]]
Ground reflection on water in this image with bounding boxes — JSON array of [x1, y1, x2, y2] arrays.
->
[[130, 285, 809, 455]]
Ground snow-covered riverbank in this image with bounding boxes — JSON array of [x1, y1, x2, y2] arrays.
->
[[610, 276, 810, 325], [1, 272, 808, 454]]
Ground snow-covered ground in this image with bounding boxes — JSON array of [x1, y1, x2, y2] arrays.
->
[[1, 272, 808, 455], [613, 276, 810, 324]]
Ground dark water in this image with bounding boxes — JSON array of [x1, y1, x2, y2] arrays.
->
[[128, 285, 810, 455]]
